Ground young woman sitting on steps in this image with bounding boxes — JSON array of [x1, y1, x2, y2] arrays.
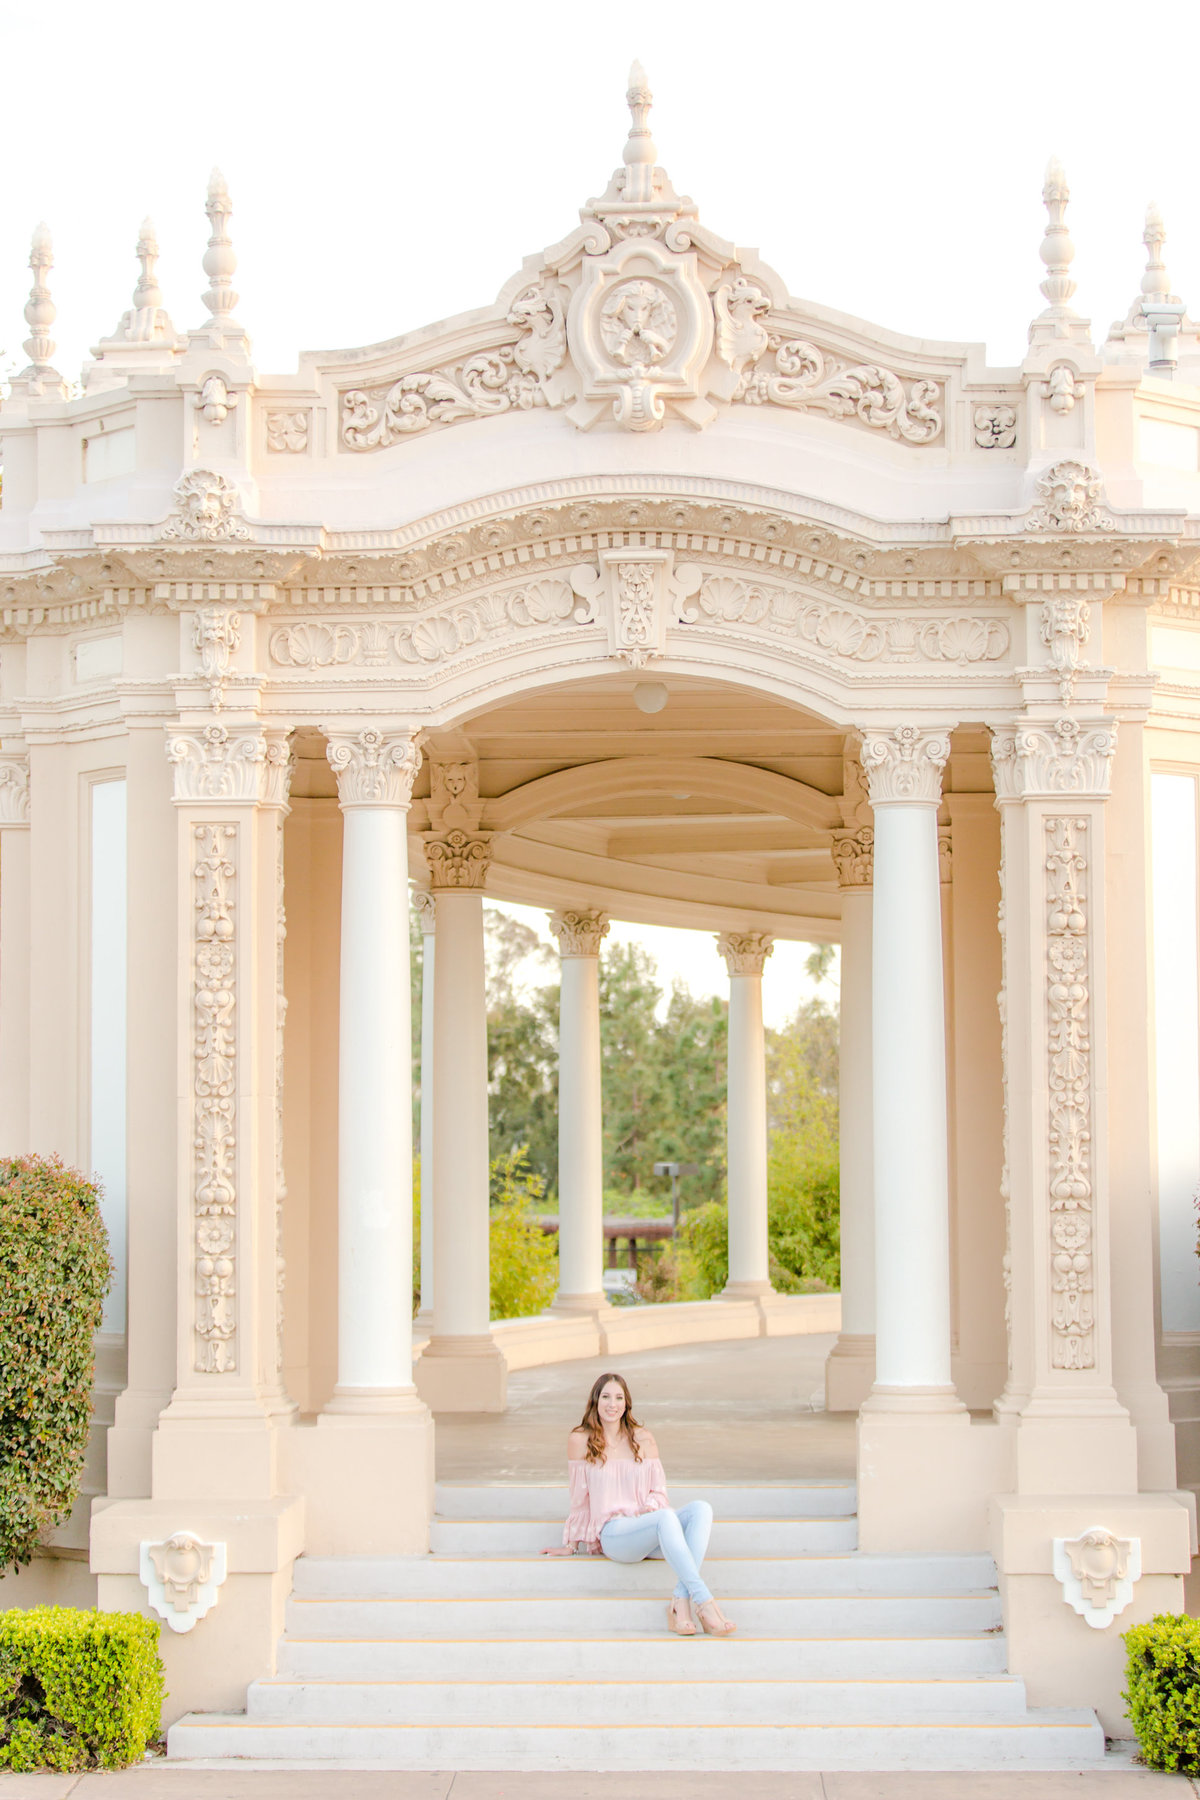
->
[[541, 1370, 737, 1638]]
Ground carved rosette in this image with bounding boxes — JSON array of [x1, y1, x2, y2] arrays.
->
[[549, 908, 610, 959], [169, 725, 292, 805], [0, 755, 31, 827], [423, 829, 493, 890], [831, 827, 874, 887], [1044, 814, 1095, 1370], [325, 728, 422, 808], [860, 726, 951, 806], [192, 822, 238, 1373], [717, 930, 775, 977]]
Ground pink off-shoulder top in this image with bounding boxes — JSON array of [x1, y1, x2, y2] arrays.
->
[[562, 1455, 670, 1548]]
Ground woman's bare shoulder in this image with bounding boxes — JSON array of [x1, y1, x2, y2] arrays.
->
[[567, 1428, 590, 1456], [634, 1426, 660, 1456]]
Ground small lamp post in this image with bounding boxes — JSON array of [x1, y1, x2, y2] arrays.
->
[[653, 1160, 700, 1233]]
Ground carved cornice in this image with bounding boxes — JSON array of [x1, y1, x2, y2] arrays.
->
[[423, 829, 493, 890], [860, 725, 951, 806], [325, 727, 421, 808], [0, 755, 31, 827], [550, 908, 610, 958], [168, 724, 292, 805], [990, 717, 1117, 801], [831, 827, 873, 887], [717, 929, 775, 976]]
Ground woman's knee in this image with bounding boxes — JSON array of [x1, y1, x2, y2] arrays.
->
[[679, 1499, 712, 1525]]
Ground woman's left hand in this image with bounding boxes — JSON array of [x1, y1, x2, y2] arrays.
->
[[541, 1545, 576, 1557]]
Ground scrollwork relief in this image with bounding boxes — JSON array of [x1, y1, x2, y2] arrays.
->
[[0, 756, 31, 827], [269, 579, 581, 671], [424, 828, 493, 890], [734, 338, 943, 443], [974, 404, 1018, 450], [680, 573, 1008, 664], [831, 827, 874, 887], [162, 469, 250, 542], [1026, 461, 1114, 533]]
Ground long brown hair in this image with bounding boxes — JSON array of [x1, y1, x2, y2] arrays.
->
[[576, 1372, 642, 1464]]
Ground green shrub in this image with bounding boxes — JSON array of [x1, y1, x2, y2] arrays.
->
[[679, 1155, 841, 1298], [0, 1607, 164, 1770], [489, 1147, 558, 1321], [1124, 1613, 1200, 1771], [0, 1156, 112, 1571]]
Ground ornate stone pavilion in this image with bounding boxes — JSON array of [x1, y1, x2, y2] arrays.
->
[[2, 64, 1200, 1753]]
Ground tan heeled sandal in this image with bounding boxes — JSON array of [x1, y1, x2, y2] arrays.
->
[[666, 1598, 696, 1636], [697, 1600, 736, 1636]]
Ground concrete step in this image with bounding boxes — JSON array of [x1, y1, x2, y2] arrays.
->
[[245, 1674, 1030, 1725], [291, 1551, 997, 1600], [277, 1632, 1011, 1682], [429, 1515, 859, 1556], [286, 1592, 1003, 1638], [433, 1481, 857, 1520], [167, 1713, 1107, 1770]]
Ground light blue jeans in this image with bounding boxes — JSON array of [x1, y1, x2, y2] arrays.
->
[[599, 1500, 714, 1607]]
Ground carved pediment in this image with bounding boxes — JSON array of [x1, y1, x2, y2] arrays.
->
[[335, 69, 946, 452]]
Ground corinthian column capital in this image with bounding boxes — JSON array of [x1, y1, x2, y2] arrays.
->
[[550, 908, 610, 959], [423, 829, 493, 891], [167, 723, 292, 806], [717, 930, 775, 977], [860, 726, 951, 806], [326, 727, 421, 808], [832, 827, 874, 888], [0, 754, 31, 827]]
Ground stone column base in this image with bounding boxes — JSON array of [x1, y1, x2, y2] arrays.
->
[[720, 1278, 772, 1301], [415, 1333, 508, 1412], [824, 1332, 876, 1412], [992, 1491, 1193, 1736], [284, 1399, 434, 1553], [857, 1404, 1012, 1552], [550, 1290, 613, 1318]]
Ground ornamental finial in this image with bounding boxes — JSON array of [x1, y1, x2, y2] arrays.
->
[[197, 168, 245, 347], [623, 60, 657, 203], [1140, 202, 1171, 303], [19, 222, 62, 389], [1038, 157, 1077, 315], [124, 216, 176, 343]]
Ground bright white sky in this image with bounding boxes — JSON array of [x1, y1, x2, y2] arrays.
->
[[3, 0, 1193, 1020]]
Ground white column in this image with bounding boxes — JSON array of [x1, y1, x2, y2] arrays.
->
[[416, 825, 507, 1411], [413, 890, 436, 1328], [825, 829, 876, 1410], [549, 909, 610, 1313], [325, 728, 422, 1410], [0, 752, 31, 1154], [717, 931, 774, 1298], [861, 726, 962, 1410]]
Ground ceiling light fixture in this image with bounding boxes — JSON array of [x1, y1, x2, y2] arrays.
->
[[633, 682, 668, 714]]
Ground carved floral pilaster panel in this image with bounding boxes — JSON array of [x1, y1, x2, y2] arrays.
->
[[193, 605, 241, 712], [192, 822, 238, 1374], [325, 728, 421, 808], [860, 726, 951, 806], [1045, 814, 1095, 1371], [550, 908, 610, 958], [274, 817, 287, 1373], [717, 930, 775, 976]]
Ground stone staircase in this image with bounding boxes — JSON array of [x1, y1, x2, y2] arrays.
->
[[168, 1480, 1107, 1770]]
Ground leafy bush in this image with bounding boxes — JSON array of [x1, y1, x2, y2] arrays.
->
[[0, 1156, 112, 1571], [1124, 1613, 1200, 1771], [0, 1607, 164, 1770], [680, 1154, 840, 1298], [489, 1147, 558, 1321]]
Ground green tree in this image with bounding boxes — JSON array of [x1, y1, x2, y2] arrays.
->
[[488, 1147, 558, 1320], [485, 909, 558, 1187]]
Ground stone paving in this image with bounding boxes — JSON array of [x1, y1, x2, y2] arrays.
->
[[434, 1329, 857, 1482]]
